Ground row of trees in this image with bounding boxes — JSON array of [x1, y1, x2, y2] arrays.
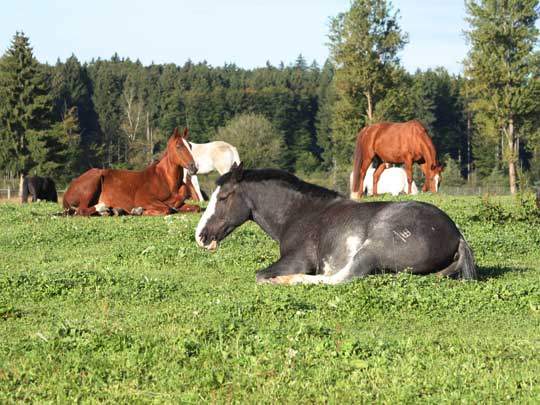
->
[[327, 0, 540, 193], [1, 0, 540, 192]]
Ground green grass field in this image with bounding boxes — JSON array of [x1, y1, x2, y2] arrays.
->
[[1, 194, 540, 403]]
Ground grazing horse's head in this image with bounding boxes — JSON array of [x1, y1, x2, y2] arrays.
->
[[195, 162, 251, 250], [167, 128, 198, 175], [430, 164, 444, 192]]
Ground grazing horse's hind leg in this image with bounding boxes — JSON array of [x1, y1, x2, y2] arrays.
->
[[353, 155, 375, 200]]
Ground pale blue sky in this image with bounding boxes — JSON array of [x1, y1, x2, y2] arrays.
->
[[0, 0, 468, 74]]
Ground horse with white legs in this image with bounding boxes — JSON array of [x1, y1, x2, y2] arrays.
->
[[350, 166, 419, 197], [195, 163, 477, 284], [184, 141, 241, 201]]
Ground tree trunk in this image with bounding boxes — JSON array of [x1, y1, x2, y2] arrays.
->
[[507, 119, 517, 195], [19, 173, 24, 197], [365, 92, 373, 124], [466, 111, 472, 182]]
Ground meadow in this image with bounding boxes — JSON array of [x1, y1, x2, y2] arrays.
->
[[1, 193, 540, 403]]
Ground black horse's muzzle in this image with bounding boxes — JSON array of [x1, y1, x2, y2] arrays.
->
[[195, 228, 218, 250]]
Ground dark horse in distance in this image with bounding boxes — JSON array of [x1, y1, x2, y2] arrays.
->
[[195, 164, 477, 284], [21, 176, 58, 203], [63, 128, 199, 216], [350, 120, 444, 199]]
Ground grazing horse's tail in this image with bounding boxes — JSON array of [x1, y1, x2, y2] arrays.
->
[[350, 130, 365, 198], [457, 237, 477, 280], [21, 177, 29, 203]]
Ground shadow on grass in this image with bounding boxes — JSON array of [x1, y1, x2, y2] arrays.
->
[[477, 265, 529, 280]]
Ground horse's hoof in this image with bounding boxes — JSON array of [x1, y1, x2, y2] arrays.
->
[[130, 207, 144, 216], [112, 208, 128, 216], [256, 276, 272, 284], [95, 202, 110, 216]]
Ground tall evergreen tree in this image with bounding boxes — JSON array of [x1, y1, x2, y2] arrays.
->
[[0, 32, 53, 175], [464, 0, 540, 194], [315, 60, 337, 170]]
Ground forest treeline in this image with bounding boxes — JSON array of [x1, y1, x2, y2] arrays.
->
[[1, 0, 540, 191]]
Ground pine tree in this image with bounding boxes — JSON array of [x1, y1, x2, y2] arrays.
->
[[0, 32, 53, 175], [464, 0, 540, 194], [315, 60, 336, 170]]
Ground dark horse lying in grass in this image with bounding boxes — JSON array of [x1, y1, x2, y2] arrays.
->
[[63, 128, 199, 216], [21, 176, 58, 203], [195, 163, 477, 284]]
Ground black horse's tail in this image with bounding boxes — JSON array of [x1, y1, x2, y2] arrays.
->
[[457, 237, 477, 280], [21, 177, 29, 203]]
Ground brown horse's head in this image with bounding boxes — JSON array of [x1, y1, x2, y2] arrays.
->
[[429, 163, 445, 192], [167, 128, 198, 175]]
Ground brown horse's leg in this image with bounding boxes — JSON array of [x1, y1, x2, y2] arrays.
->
[[404, 159, 414, 195], [355, 157, 375, 199], [179, 203, 201, 213], [420, 163, 431, 192], [372, 164, 387, 196], [135, 199, 177, 216], [76, 206, 98, 216]]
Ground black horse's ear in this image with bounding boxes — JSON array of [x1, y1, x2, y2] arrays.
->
[[182, 128, 189, 139], [233, 161, 244, 181]]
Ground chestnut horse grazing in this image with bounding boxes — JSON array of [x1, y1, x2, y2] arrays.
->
[[63, 128, 199, 216], [350, 120, 443, 199]]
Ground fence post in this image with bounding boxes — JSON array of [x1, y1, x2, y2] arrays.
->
[[7, 186, 11, 200]]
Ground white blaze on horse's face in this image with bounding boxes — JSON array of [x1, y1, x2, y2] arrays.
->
[[434, 174, 440, 192], [195, 186, 220, 250]]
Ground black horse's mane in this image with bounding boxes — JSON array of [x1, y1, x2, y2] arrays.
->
[[217, 169, 342, 200]]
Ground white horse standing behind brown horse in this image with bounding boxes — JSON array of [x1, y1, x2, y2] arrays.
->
[[184, 141, 241, 201], [350, 166, 419, 197]]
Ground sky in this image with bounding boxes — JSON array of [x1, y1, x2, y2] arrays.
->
[[0, 0, 468, 74]]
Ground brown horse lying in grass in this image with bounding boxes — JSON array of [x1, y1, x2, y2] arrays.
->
[[63, 128, 200, 216]]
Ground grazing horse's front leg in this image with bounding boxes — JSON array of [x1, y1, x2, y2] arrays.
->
[[255, 255, 313, 284], [419, 163, 432, 192]]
